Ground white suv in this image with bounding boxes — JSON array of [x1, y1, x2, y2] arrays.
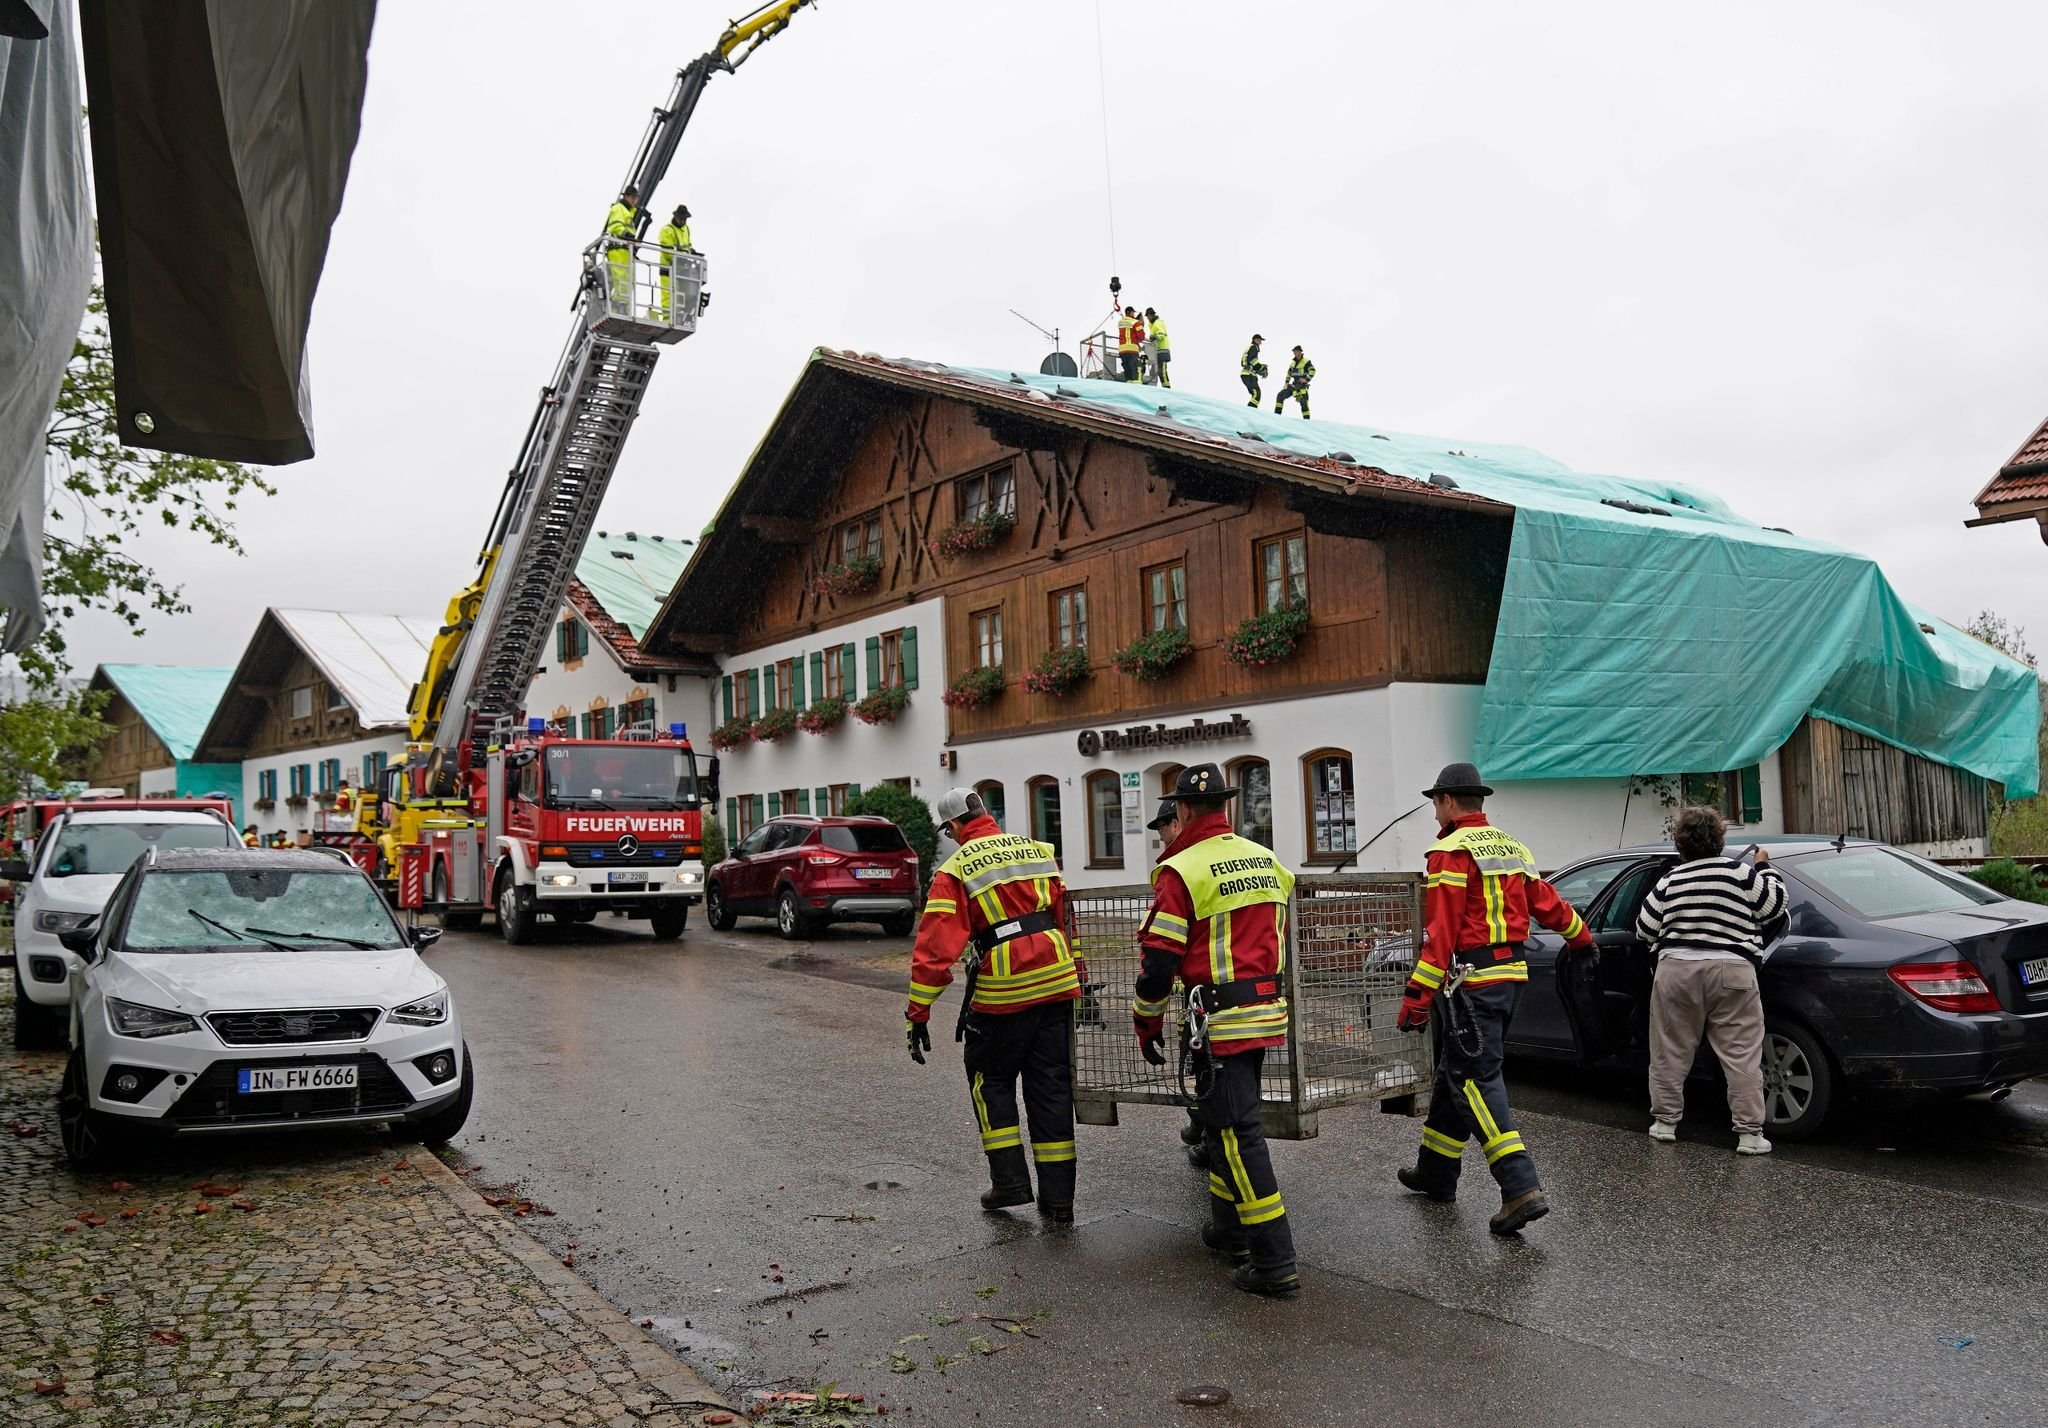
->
[[7, 808, 237, 1048], [56, 846, 470, 1167]]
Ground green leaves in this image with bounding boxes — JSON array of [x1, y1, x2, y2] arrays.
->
[[0, 689, 113, 802]]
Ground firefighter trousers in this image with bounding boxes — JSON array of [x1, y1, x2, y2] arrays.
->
[[1274, 379, 1311, 418], [1241, 372, 1261, 405], [1412, 981, 1540, 1199], [962, 1001, 1076, 1207], [1199, 1047, 1296, 1270]]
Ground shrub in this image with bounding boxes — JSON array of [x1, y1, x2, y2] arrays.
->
[[928, 509, 1016, 560], [710, 716, 754, 751], [798, 695, 848, 735], [1966, 858, 2048, 904], [1225, 601, 1310, 667], [809, 555, 881, 600], [843, 783, 937, 890], [941, 666, 1006, 710], [699, 813, 726, 867], [853, 684, 910, 725], [1112, 626, 1193, 681], [1023, 645, 1091, 697]]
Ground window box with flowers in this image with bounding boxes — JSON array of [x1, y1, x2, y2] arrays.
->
[[1024, 645, 1091, 697], [1112, 627, 1193, 681], [928, 508, 1015, 560], [942, 665, 1006, 710], [711, 716, 755, 751], [798, 694, 848, 735], [313, 790, 337, 807], [1225, 601, 1311, 668], [853, 684, 910, 725], [285, 794, 309, 809], [809, 554, 882, 601], [252, 799, 275, 813], [750, 706, 799, 743]]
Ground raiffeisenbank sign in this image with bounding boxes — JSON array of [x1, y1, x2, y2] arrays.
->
[[1076, 713, 1253, 757]]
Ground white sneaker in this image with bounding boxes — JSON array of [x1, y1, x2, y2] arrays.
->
[[1647, 1120, 1678, 1143], [1735, 1132, 1773, 1156]]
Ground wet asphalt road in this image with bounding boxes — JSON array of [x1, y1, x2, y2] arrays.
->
[[430, 916, 2048, 1427]]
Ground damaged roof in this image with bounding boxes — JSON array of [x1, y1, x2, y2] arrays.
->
[[568, 530, 710, 675], [91, 664, 235, 763], [1969, 413, 2048, 531]]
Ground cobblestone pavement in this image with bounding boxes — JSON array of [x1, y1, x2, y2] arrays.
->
[[0, 990, 732, 1428]]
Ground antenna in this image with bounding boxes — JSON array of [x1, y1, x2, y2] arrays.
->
[[1009, 309, 1078, 378]]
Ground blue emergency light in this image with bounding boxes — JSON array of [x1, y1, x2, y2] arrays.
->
[[669, 722, 687, 739], [527, 718, 546, 734]]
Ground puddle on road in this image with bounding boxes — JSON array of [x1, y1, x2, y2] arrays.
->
[[769, 951, 907, 994]]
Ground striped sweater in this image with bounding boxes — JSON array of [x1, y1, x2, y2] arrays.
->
[[1635, 856, 1788, 962]]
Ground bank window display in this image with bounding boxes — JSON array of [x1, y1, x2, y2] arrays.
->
[[1304, 749, 1357, 857], [1086, 771, 1124, 866], [1145, 561, 1188, 632], [1230, 757, 1274, 849], [1051, 585, 1088, 649], [975, 780, 1006, 827], [1028, 775, 1064, 863], [1257, 533, 1309, 612], [973, 606, 1004, 667]]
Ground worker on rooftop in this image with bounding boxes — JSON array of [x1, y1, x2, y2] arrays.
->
[[1145, 308, 1172, 388], [1274, 345, 1314, 419], [1240, 335, 1268, 407], [1117, 306, 1143, 383], [656, 203, 693, 322], [604, 184, 640, 310]]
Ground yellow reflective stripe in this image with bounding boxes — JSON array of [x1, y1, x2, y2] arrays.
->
[[1426, 871, 1468, 888], [977, 887, 1005, 923], [981, 1126, 1022, 1150], [1421, 1126, 1464, 1159], [1484, 875, 1508, 945], [1483, 1131, 1527, 1164], [923, 898, 958, 916], [1219, 1127, 1257, 1205], [907, 981, 945, 1006], [1462, 1080, 1503, 1142], [1462, 962, 1528, 985], [971, 1073, 993, 1135], [1032, 1140, 1076, 1163], [1561, 910, 1587, 940], [1145, 911, 1190, 944], [1237, 1191, 1286, 1226], [1207, 1173, 1233, 1201], [1206, 1001, 1287, 1041], [973, 969, 1082, 1005], [977, 960, 1078, 991], [1410, 962, 1446, 990], [1131, 993, 1170, 1017]]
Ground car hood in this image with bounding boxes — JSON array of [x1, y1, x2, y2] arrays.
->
[[101, 948, 442, 1014], [34, 872, 125, 912]]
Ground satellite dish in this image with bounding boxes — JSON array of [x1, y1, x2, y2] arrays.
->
[[1039, 351, 1079, 378]]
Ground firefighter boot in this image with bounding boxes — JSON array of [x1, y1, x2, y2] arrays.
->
[[1398, 1166, 1456, 1204], [1035, 1155, 1076, 1225], [1202, 1195, 1248, 1261], [980, 1146, 1033, 1213], [1490, 1187, 1550, 1236], [1232, 1261, 1301, 1297]]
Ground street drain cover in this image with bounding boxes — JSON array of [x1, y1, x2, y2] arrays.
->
[[1178, 1384, 1232, 1407], [850, 1161, 929, 1193], [865, 1179, 903, 1191]]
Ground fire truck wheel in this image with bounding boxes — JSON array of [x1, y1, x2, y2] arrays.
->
[[495, 871, 535, 945], [705, 882, 736, 931], [649, 904, 688, 940]]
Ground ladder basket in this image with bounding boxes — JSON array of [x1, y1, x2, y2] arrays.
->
[[584, 237, 706, 346], [1071, 872, 1431, 1139]]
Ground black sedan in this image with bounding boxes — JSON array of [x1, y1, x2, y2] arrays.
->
[[1508, 836, 2048, 1138]]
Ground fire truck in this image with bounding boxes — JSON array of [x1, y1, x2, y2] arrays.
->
[[353, 2, 813, 941]]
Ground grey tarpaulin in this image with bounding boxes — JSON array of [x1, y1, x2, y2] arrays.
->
[[79, 0, 376, 466], [0, 0, 91, 654]]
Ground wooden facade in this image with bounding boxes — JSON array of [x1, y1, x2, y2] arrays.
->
[[708, 391, 1512, 744], [86, 693, 172, 794], [1778, 715, 1989, 845]]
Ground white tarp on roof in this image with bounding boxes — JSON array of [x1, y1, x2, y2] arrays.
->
[[271, 609, 438, 730]]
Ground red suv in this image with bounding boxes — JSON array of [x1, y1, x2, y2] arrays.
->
[[704, 816, 920, 939]]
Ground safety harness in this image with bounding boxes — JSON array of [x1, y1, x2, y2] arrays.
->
[[955, 910, 1060, 1042], [1177, 976, 1284, 1105]]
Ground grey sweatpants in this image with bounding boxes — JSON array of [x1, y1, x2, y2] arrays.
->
[[1648, 957, 1766, 1134]]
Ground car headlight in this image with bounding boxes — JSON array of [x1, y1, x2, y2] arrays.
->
[[34, 909, 94, 934], [106, 998, 199, 1039], [545, 873, 578, 887], [678, 870, 702, 885], [390, 990, 450, 1026]]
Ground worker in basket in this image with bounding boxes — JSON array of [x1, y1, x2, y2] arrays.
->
[[1117, 306, 1144, 382], [1133, 763, 1299, 1296], [656, 203, 693, 320], [904, 788, 1081, 1225], [604, 183, 640, 311], [1145, 308, 1172, 388]]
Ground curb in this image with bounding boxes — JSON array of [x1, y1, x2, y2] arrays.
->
[[406, 1144, 736, 1424]]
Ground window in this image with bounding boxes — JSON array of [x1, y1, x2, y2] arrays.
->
[[736, 821, 772, 854], [1257, 533, 1309, 613], [288, 763, 312, 799], [620, 696, 656, 731], [827, 783, 853, 815], [318, 758, 341, 794], [1229, 757, 1274, 849], [1589, 862, 1670, 934], [1157, 765, 1184, 796], [258, 769, 278, 803], [881, 629, 904, 688], [975, 780, 1006, 828], [774, 658, 797, 710], [362, 751, 389, 788], [1677, 766, 1763, 825], [1793, 846, 2003, 920], [972, 606, 1004, 668], [325, 683, 351, 712], [1087, 771, 1124, 866], [1303, 749, 1356, 857], [557, 617, 589, 662], [1051, 585, 1088, 650], [823, 645, 848, 698], [1145, 561, 1187, 632], [735, 796, 759, 838], [580, 705, 615, 740], [841, 514, 882, 565], [778, 788, 801, 816], [1028, 776, 1063, 863], [958, 462, 1017, 521], [1549, 857, 1639, 914], [288, 686, 314, 720]]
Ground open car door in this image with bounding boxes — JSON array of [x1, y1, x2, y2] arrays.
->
[[1555, 857, 1671, 1065]]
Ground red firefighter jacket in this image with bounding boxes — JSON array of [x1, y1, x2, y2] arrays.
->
[[1132, 811, 1290, 1055], [905, 815, 1078, 1022], [1409, 812, 1592, 997]]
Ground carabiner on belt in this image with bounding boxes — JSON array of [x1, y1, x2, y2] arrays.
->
[[1183, 984, 1211, 1053]]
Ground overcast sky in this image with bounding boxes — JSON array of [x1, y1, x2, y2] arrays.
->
[[41, 0, 2048, 675]]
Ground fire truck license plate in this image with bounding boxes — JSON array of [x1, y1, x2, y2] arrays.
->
[[607, 872, 646, 886], [238, 1065, 357, 1094]]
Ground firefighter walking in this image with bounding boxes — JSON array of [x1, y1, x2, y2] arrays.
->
[[1274, 345, 1314, 418], [1240, 334, 1268, 407], [905, 788, 1081, 1223], [1133, 764, 1300, 1296], [1396, 763, 1593, 1235], [603, 183, 640, 309]]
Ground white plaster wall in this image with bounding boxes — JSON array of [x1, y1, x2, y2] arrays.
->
[[242, 732, 408, 840], [523, 607, 700, 736], [137, 766, 177, 796]]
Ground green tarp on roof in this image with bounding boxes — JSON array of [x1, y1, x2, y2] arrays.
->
[[947, 365, 2040, 797], [576, 531, 694, 640], [98, 664, 234, 763]]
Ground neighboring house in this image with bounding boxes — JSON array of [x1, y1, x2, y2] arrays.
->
[[634, 352, 2029, 885], [523, 528, 713, 742], [1968, 414, 2048, 541], [192, 609, 438, 841], [83, 664, 240, 811]]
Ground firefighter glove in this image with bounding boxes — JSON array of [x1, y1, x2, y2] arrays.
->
[[1396, 982, 1432, 1033], [1135, 1014, 1167, 1065], [907, 1019, 931, 1065]]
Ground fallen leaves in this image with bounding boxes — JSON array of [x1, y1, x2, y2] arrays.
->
[[109, 1179, 135, 1192], [194, 1181, 242, 1198], [229, 1199, 258, 1213], [148, 1329, 186, 1346], [74, 1211, 107, 1227], [32, 1377, 65, 1396], [8, 1119, 42, 1137], [192, 1201, 212, 1215], [118, 1208, 140, 1220], [391, 1158, 411, 1170]]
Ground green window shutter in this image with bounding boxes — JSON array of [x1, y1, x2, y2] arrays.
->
[[797, 788, 812, 813], [1739, 764, 1764, 824], [752, 794, 765, 827], [556, 622, 567, 660], [809, 650, 824, 701], [814, 785, 828, 813], [722, 675, 734, 721], [726, 796, 737, 833], [746, 669, 761, 716], [866, 636, 882, 689], [768, 791, 781, 818], [841, 643, 856, 696], [792, 653, 807, 709], [847, 783, 861, 802], [901, 627, 919, 689]]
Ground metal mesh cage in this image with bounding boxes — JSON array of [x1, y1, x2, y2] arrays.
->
[[1072, 874, 1430, 1139]]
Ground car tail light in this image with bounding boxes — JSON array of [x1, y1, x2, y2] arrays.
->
[[805, 853, 844, 867], [1888, 960, 2001, 1014]]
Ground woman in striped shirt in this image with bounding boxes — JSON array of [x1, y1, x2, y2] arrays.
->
[[1635, 806, 1788, 1155]]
